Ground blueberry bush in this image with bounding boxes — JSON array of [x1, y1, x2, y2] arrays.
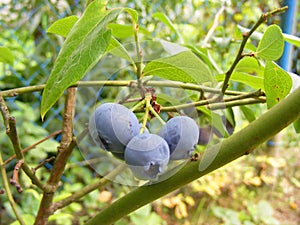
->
[[1, 1, 300, 224]]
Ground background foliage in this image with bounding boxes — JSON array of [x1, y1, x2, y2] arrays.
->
[[1, 0, 300, 224]]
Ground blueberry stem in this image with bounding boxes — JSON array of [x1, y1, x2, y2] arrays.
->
[[140, 93, 151, 134], [130, 99, 145, 112], [148, 106, 166, 125]]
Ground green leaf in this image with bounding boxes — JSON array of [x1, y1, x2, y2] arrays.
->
[[124, 7, 138, 23], [256, 24, 284, 60], [215, 72, 263, 90], [284, 33, 300, 47], [107, 37, 135, 65], [239, 24, 300, 47], [0, 46, 15, 65], [264, 61, 292, 108], [240, 105, 256, 122], [293, 118, 300, 133], [10, 214, 36, 225], [47, 15, 78, 38], [107, 23, 133, 39], [153, 12, 183, 42], [143, 51, 213, 84], [235, 57, 264, 77], [41, 1, 122, 118]]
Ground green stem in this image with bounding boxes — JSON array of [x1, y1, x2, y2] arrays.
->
[[130, 99, 145, 112], [148, 106, 166, 125], [221, 6, 288, 94], [0, 152, 26, 225], [84, 85, 300, 225], [140, 93, 151, 134], [0, 80, 244, 98], [134, 23, 143, 80]]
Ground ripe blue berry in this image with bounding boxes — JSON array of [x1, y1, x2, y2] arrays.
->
[[125, 133, 170, 180], [89, 103, 140, 153], [159, 116, 199, 160]]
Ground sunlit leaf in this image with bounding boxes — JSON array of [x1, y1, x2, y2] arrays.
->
[[107, 23, 134, 39], [153, 12, 183, 42], [143, 51, 213, 84], [41, 1, 122, 118], [235, 57, 264, 77], [124, 7, 138, 23], [264, 61, 292, 108], [47, 15, 78, 37], [239, 24, 300, 47], [107, 37, 135, 65], [293, 118, 300, 133], [256, 25, 284, 60], [215, 72, 263, 90], [0, 46, 14, 65], [10, 214, 35, 225], [283, 33, 300, 47]]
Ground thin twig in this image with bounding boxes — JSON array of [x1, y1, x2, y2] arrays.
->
[[52, 164, 125, 211], [208, 97, 266, 110], [156, 96, 266, 112], [221, 6, 288, 94], [202, 4, 226, 46], [32, 156, 56, 173], [0, 152, 26, 225], [3, 130, 62, 166]]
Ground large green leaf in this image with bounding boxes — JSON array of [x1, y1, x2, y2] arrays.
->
[[47, 15, 78, 38], [256, 25, 284, 60], [264, 61, 292, 108], [142, 51, 213, 84], [0, 46, 15, 65], [41, 1, 122, 118]]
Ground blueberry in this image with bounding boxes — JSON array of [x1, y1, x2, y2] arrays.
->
[[125, 133, 170, 180], [158, 116, 199, 160], [89, 103, 140, 153]]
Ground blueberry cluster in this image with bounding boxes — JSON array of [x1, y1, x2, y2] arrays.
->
[[89, 103, 199, 180]]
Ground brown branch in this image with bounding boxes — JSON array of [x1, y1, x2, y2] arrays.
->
[[34, 87, 76, 225], [0, 95, 10, 133], [0, 96, 45, 190], [3, 130, 62, 166]]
